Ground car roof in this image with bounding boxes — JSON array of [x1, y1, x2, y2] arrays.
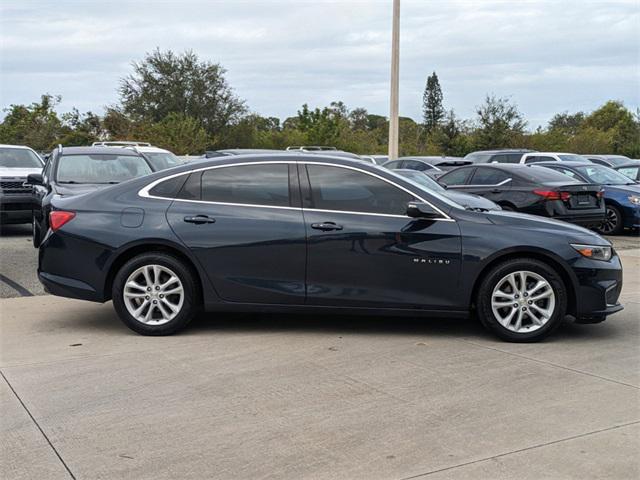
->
[[532, 161, 596, 168], [466, 149, 534, 154], [59, 146, 143, 156], [613, 163, 640, 168], [0, 144, 38, 150], [127, 146, 172, 154]]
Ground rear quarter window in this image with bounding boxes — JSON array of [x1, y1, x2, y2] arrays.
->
[[439, 167, 474, 185]]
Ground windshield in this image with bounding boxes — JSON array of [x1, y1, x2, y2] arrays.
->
[[394, 170, 446, 192], [574, 165, 635, 185], [56, 154, 153, 184], [0, 147, 42, 168], [144, 152, 182, 171], [558, 154, 589, 162], [617, 166, 639, 180], [387, 170, 463, 210]]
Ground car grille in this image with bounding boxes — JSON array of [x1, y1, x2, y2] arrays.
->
[[0, 179, 32, 194]]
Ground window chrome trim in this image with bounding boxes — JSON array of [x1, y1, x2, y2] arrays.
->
[[138, 160, 454, 221]]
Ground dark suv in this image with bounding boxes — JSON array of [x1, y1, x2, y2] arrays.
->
[[464, 149, 535, 164], [28, 146, 156, 247]]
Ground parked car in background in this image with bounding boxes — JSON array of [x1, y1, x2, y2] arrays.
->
[[0, 144, 43, 225], [614, 163, 640, 182], [92, 141, 151, 147], [464, 149, 534, 164], [438, 164, 605, 226], [383, 156, 472, 175], [366, 155, 389, 165], [393, 169, 500, 211], [520, 152, 590, 164], [37, 154, 623, 342], [128, 146, 184, 171], [286, 146, 336, 152], [28, 146, 156, 247], [584, 155, 637, 168], [208, 149, 285, 157], [300, 150, 362, 160], [533, 161, 640, 235]]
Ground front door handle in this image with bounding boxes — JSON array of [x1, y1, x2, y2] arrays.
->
[[490, 189, 502, 194], [184, 215, 216, 224], [311, 222, 343, 231]]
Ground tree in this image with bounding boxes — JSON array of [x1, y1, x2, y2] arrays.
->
[[146, 113, 209, 154], [548, 111, 585, 135], [119, 49, 247, 135], [474, 95, 526, 149], [422, 72, 444, 132], [0, 94, 64, 150], [432, 110, 472, 156]]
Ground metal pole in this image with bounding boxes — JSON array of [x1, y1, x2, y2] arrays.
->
[[388, 0, 400, 160]]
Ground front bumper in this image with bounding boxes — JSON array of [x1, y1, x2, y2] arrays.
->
[[571, 253, 624, 322], [0, 192, 34, 224]]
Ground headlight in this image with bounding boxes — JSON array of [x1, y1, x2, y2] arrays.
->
[[628, 195, 640, 206], [571, 244, 612, 261]]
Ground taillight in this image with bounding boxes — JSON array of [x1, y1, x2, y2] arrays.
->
[[533, 190, 571, 201], [49, 211, 76, 232]]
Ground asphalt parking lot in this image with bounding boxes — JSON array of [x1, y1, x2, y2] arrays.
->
[[1, 225, 638, 479]]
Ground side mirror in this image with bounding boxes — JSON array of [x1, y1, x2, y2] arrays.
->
[[406, 201, 442, 219], [26, 173, 43, 186]]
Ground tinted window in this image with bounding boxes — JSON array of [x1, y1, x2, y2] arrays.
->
[[201, 164, 290, 207], [0, 147, 42, 168], [403, 160, 432, 171], [492, 153, 523, 163], [307, 165, 414, 215], [470, 168, 510, 185], [144, 152, 182, 171], [551, 167, 580, 179], [149, 174, 189, 198], [439, 167, 474, 185], [524, 155, 556, 164], [56, 154, 152, 183], [384, 160, 403, 169], [518, 168, 580, 183]]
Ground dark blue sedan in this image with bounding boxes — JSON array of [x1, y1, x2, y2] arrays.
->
[[533, 162, 640, 235], [37, 155, 623, 342]]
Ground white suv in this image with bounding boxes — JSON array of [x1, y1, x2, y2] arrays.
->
[[520, 152, 590, 165], [0, 144, 43, 224]]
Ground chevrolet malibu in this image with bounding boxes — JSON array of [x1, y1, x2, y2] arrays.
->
[[37, 155, 624, 342]]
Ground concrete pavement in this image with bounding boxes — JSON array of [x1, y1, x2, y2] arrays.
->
[[1, 247, 639, 479]]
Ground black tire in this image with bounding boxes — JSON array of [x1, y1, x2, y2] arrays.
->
[[32, 216, 41, 248], [476, 258, 567, 342], [112, 252, 199, 335], [596, 205, 624, 235]]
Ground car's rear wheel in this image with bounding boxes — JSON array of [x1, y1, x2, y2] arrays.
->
[[112, 253, 198, 335], [597, 205, 623, 235], [477, 258, 567, 342]]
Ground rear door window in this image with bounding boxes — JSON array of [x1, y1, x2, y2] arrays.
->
[[439, 167, 474, 186], [469, 168, 510, 185], [200, 164, 290, 207], [524, 155, 556, 164]]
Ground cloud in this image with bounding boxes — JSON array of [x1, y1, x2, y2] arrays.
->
[[1, 0, 638, 128]]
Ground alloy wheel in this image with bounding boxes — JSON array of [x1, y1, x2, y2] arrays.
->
[[123, 264, 184, 325], [599, 208, 618, 234], [491, 270, 556, 333]]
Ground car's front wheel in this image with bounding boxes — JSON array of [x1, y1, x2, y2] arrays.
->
[[112, 252, 198, 335], [476, 258, 567, 342]]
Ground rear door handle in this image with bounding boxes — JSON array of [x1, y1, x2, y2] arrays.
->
[[311, 222, 343, 231], [184, 215, 216, 224], [490, 189, 502, 194]]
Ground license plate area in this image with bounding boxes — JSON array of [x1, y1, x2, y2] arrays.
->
[[570, 193, 596, 209]]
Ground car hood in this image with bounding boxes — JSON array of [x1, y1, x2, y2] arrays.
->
[[484, 210, 610, 246], [602, 184, 640, 195], [53, 183, 112, 197], [0, 167, 42, 178], [444, 190, 500, 211]]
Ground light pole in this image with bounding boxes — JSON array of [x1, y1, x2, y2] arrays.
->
[[388, 0, 400, 160]]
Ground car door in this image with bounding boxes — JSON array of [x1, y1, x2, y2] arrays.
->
[[300, 162, 462, 309], [33, 150, 55, 226], [461, 168, 513, 203], [166, 161, 306, 304]]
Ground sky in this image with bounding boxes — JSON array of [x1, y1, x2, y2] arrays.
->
[[1, 0, 638, 129]]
